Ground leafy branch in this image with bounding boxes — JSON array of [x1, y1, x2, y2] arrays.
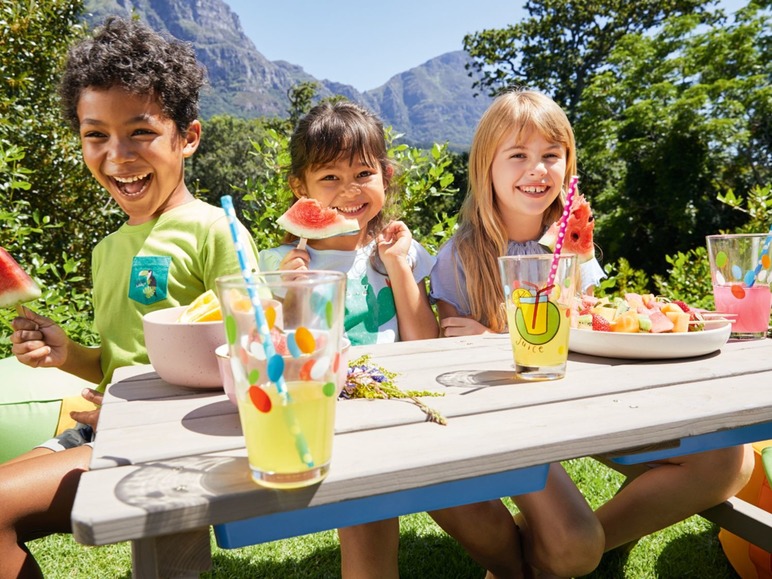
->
[[341, 354, 447, 425]]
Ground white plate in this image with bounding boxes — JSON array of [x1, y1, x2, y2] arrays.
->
[[569, 323, 732, 359]]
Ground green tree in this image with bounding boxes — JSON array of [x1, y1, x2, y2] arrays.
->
[[187, 114, 269, 207], [0, 0, 122, 290], [579, 4, 771, 274], [463, 0, 712, 121]]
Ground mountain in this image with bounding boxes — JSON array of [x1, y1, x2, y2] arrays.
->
[[83, 0, 491, 149]]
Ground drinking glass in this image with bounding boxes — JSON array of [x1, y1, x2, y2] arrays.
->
[[706, 234, 772, 340], [498, 254, 578, 380], [216, 271, 346, 488]]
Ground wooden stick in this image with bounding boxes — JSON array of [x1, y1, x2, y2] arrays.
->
[[698, 312, 737, 318]]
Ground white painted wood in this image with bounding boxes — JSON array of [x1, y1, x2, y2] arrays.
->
[[74, 335, 772, 573]]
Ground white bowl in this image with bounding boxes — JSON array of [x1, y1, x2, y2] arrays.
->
[[142, 306, 225, 388]]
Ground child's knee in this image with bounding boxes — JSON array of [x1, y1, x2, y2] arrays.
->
[[693, 445, 755, 499], [531, 512, 604, 576]]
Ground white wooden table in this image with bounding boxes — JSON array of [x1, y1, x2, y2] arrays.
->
[[71, 334, 772, 578]]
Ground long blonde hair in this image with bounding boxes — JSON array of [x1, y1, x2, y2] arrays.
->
[[454, 89, 577, 332]]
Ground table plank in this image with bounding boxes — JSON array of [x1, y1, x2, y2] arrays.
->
[[74, 370, 772, 546], [92, 336, 772, 469]]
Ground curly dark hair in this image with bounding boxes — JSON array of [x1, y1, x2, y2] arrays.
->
[[58, 16, 206, 135]]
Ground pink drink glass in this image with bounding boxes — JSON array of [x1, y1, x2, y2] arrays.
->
[[706, 234, 772, 340]]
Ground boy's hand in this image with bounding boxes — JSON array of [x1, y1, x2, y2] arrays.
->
[[279, 248, 310, 271], [10, 307, 69, 369], [377, 220, 412, 265], [70, 388, 103, 432]]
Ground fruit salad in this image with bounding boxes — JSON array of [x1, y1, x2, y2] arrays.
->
[[576, 293, 706, 333]]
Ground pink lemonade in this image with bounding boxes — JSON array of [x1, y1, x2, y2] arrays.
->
[[712, 284, 772, 338]]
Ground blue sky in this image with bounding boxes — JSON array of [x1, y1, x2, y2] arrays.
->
[[225, 0, 751, 93]]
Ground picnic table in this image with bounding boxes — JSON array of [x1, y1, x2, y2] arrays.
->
[[71, 333, 772, 578]]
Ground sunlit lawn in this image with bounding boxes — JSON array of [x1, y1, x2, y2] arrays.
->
[[29, 458, 741, 578]]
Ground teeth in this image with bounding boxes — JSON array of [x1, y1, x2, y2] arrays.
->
[[336, 204, 364, 214], [114, 174, 149, 183], [521, 186, 547, 193]]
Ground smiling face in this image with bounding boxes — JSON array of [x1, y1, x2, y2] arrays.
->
[[290, 156, 387, 249], [490, 128, 567, 242], [77, 86, 200, 225]]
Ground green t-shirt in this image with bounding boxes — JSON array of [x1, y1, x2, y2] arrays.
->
[[91, 199, 258, 390]]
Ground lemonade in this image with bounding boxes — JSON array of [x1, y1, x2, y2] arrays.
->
[[238, 380, 336, 488], [506, 303, 570, 373]]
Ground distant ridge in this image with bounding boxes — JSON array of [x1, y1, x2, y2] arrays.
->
[[84, 0, 491, 148]]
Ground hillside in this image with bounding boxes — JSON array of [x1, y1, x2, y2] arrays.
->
[[84, 0, 490, 148]]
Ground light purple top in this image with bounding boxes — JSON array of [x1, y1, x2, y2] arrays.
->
[[429, 237, 606, 316]]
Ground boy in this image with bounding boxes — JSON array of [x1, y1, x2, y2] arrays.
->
[[0, 17, 258, 577]]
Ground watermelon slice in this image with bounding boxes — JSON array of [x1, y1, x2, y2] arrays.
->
[[0, 246, 41, 310], [539, 194, 596, 262], [277, 198, 360, 240]]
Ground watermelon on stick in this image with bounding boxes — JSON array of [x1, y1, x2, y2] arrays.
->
[[0, 247, 41, 315], [277, 198, 360, 250], [539, 194, 596, 262]]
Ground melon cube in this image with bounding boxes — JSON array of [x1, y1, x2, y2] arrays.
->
[[664, 310, 690, 333], [593, 306, 618, 323]]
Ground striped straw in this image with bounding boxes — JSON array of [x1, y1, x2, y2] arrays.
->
[[220, 195, 313, 467], [748, 224, 772, 287], [546, 176, 579, 288]]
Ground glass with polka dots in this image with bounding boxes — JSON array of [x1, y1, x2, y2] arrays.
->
[[216, 271, 346, 488], [706, 234, 772, 340]]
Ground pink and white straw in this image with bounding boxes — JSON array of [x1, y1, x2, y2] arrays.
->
[[546, 176, 579, 288]]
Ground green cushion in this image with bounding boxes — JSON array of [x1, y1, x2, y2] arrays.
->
[[0, 357, 93, 462]]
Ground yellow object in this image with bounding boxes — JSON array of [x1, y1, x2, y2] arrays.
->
[[611, 311, 640, 333], [238, 380, 336, 488], [56, 395, 98, 435], [177, 289, 222, 322], [506, 304, 570, 368], [719, 440, 772, 579]]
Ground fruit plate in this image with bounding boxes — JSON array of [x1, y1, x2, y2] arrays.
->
[[569, 323, 732, 360]]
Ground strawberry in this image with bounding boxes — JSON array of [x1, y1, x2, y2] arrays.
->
[[672, 300, 691, 313], [591, 313, 611, 332]]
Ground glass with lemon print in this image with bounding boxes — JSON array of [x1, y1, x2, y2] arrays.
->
[[498, 255, 578, 381], [216, 271, 346, 488]]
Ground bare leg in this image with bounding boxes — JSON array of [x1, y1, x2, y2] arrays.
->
[[513, 463, 604, 578], [596, 445, 754, 551], [429, 500, 525, 579], [0, 445, 92, 579], [338, 518, 400, 579]]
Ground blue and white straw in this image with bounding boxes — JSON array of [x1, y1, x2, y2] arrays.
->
[[220, 195, 313, 467]]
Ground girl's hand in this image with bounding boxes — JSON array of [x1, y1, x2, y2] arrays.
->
[[377, 220, 412, 266], [10, 307, 69, 368], [440, 316, 492, 337], [70, 388, 103, 431], [279, 248, 310, 271]]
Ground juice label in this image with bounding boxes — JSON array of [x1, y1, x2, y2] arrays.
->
[[507, 301, 569, 367], [238, 380, 336, 474]]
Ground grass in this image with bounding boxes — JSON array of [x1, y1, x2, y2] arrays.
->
[[29, 458, 742, 578]]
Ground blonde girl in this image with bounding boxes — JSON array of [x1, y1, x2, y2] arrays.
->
[[431, 89, 752, 575]]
